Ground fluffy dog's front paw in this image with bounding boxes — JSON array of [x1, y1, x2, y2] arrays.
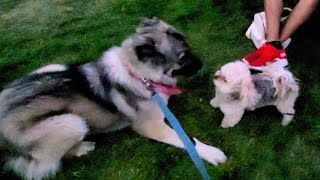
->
[[210, 98, 219, 108], [194, 139, 227, 165]]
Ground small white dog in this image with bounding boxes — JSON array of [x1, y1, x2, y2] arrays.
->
[[210, 61, 299, 128]]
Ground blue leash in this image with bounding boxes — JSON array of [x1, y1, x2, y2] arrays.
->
[[152, 93, 210, 180]]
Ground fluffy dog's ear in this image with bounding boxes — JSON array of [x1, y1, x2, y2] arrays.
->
[[239, 78, 260, 108], [139, 17, 159, 27], [136, 17, 159, 34]]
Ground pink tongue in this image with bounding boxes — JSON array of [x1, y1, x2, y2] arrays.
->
[[150, 81, 182, 95]]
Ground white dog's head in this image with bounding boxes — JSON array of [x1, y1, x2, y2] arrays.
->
[[213, 61, 259, 107]]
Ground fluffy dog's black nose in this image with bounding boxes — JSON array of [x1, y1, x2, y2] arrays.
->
[[214, 75, 219, 79]]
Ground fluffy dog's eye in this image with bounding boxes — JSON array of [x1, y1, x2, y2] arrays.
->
[[178, 60, 184, 66], [177, 52, 185, 66]]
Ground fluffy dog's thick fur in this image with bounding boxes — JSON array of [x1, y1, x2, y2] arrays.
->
[[210, 61, 299, 128], [0, 17, 226, 179]]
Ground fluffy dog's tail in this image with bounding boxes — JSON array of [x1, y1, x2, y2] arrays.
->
[[5, 156, 60, 180], [2, 113, 88, 180]]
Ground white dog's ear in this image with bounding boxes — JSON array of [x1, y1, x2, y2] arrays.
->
[[239, 78, 259, 107]]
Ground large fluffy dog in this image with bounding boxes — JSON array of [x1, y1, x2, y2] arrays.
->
[[0, 17, 226, 179], [210, 61, 299, 128]]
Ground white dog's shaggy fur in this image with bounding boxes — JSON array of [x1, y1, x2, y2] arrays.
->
[[210, 61, 299, 128]]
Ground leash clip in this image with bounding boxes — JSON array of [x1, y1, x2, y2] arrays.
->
[[141, 77, 156, 95]]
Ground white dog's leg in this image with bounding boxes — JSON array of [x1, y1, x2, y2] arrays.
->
[[276, 89, 299, 126], [210, 98, 219, 108], [276, 98, 297, 126], [133, 119, 227, 165], [281, 114, 293, 126], [210, 91, 220, 108], [220, 104, 245, 128]]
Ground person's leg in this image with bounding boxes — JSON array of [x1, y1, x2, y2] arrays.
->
[[265, 0, 283, 42], [243, 0, 287, 68], [280, 0, 319, 42]]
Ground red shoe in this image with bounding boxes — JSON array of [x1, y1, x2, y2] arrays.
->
[[243, 43, 287, 67]]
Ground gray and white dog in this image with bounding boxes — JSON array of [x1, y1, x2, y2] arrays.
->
[[210, 61, 299, 128], [0, 17, 226, 179]]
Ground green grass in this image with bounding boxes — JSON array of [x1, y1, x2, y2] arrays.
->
[[1, 0, 320, 179]]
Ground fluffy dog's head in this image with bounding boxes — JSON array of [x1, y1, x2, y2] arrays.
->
[[121, 17, 202, 85], [213, 61, 259, 107]]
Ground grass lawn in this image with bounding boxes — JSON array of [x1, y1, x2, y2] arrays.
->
[[1, 0, 320, 179]]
